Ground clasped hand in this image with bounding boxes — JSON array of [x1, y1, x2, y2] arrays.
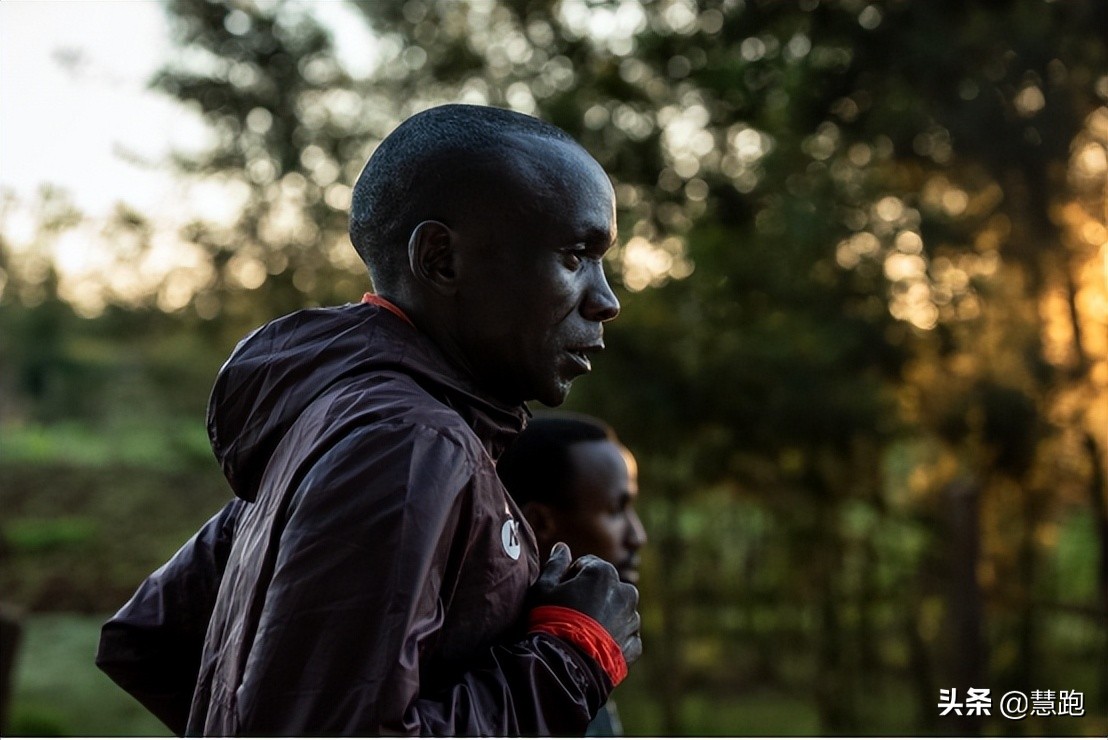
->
[[528, 542, 642, 665]]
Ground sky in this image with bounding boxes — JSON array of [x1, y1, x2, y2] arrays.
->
[[0, 0, 678, 312], [0, 0, 376, 238], [1, 1, 193, 216], [0, 0, 377, 311], [0, 1, 379, 212]]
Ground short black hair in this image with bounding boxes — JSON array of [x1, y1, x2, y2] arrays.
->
[[349, 104, 576, 290], [497, 413, 616, 509]]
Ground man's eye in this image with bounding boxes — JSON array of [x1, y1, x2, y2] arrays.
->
[[563, 248, 588, 268]]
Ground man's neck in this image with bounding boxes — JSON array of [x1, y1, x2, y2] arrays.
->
[[383, 292, 525, 411]]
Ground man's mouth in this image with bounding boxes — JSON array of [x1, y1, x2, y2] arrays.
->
[[566, 349, 592, 371], [565, 344, 603, 372]]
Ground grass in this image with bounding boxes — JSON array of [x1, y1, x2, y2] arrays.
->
[[0, 460, 230, 612], [0, 421, 212, 471], [8, 611, 823, 737], [606, 664, 824, 735], [8, 613, 170, 737], [6, 613, 1106, 736]]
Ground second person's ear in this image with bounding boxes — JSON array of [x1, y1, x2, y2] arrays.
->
[[521, 501, 558, 543]]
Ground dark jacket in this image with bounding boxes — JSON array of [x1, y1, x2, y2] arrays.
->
[[96, 303, 611, 735]]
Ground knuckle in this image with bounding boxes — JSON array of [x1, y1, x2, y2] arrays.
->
[[577, 556, 620, 580]]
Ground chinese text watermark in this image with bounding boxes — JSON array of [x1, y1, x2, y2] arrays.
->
[[938, 688, 1084, 720]]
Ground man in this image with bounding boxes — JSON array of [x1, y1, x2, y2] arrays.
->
[[497, 414, 647, 736], [95, 104, 640, 736]]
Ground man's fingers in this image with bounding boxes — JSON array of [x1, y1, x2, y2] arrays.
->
[[536, 542, 572, 587], [623, 608, 642, 665], [548, 542, 572, 570], [623, 632, 643, 666], [566, 553, 617, 579]]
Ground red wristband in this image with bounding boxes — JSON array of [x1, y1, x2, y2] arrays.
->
[[528, 605, 628, 686]]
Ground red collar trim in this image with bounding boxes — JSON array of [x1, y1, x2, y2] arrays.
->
[[361, 292, 414, 328]]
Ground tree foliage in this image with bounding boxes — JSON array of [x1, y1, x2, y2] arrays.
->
[[1, 0, 1106, 735]]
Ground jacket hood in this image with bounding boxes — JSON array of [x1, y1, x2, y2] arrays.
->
[[207, 302, 529, 502]]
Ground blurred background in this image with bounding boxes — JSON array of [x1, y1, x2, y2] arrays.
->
[[1, 0, 1106, 735]]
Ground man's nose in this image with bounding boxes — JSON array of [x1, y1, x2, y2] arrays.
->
[[582, 265, 620, 323], [627, 510, 647, 549]]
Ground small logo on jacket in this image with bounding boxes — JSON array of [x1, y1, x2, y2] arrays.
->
[[501, 519, 521, 560]]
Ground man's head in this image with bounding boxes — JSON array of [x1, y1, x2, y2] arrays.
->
[[497, 414, 647, 586], [350, 104, 620, 407]]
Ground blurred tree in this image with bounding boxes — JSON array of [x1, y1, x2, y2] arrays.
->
[[150, 0, 391, 337], [348, 0, 1107, 731], [0, 188, 232, 431], [19, 0, 1097, 734]]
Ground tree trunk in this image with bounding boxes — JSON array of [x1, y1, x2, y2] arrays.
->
[[1013, 484, 1040, 711], [905, 598, 938, 733], [651, 486, 684, 735], [945, 478, 986, 735], [1083, 432, 1108, 704], [0, 604, 24, 735]]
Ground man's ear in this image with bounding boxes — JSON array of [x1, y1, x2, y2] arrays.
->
[[408, 220, 457, 295], [521, 501, 557, 543]]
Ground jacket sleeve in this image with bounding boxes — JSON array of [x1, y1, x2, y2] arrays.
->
[[232, 424, 611, 735], [95, 499, 243, 735], [409, 632, 612, 736]]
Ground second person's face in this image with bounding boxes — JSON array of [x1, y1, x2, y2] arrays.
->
[[553, 439, 647, 586]]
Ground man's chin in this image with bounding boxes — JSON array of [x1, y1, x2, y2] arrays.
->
[[619, 569, 639, 586], [533, 379, 574, 407], [533, 354, 593, 406], [494, 373, 569, 408]]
